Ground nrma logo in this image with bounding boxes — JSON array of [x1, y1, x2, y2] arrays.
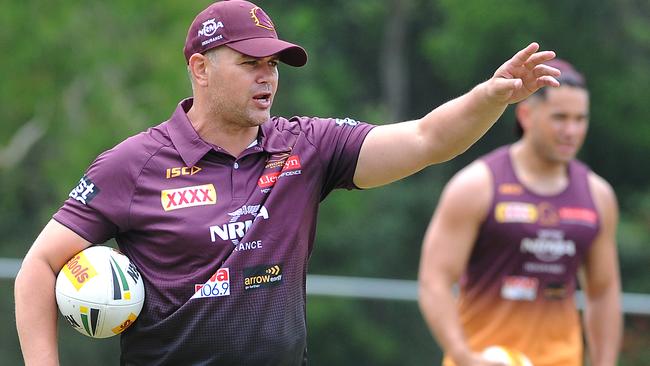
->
[[209, 205, 269, 245]]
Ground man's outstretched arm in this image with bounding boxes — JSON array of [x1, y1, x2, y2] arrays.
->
[[354, 42, 560, 189]]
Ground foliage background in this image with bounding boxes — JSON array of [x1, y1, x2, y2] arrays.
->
[[2, 0, 649, 364]]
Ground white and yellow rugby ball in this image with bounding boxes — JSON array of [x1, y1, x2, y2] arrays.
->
[[482, 345, 533, 366], [55, 246, 145, 338]]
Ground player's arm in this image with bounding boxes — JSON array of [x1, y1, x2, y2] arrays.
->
[[15, 219, 92, 366], [353, 42, 559, 189], [418, 162, 502, 366], [579, 173, 622, 366]]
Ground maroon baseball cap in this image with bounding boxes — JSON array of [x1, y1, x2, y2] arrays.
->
[[183, 0, 308, 67]]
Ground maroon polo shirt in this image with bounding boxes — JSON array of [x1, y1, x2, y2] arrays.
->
[[54, 98, 374, 365]]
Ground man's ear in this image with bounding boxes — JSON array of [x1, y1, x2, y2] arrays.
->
[[188, 53, 209, 87], [515, 101, 532, 131]]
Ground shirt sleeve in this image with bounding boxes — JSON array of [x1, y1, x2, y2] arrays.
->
[[302, 117, 375, 199], [53, 142, 140, 244]]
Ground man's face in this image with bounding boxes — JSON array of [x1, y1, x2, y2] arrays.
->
[[205, 46, 279, 128], [524, 86, 590, 164]]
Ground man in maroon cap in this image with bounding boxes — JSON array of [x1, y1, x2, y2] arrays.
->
[[16, 1, 562, 365], [418, 59, 621, 366]]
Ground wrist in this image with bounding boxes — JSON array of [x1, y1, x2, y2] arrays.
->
[[448, 343, 474, 366]]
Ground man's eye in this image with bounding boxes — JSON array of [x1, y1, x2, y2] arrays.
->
[[269, 60, 279, 67]]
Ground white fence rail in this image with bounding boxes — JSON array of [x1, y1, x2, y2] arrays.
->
[[3, 259, 649, 315]]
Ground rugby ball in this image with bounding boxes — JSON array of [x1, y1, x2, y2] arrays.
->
[[482, 345, 533, 366], [55, 246, 145, 338]]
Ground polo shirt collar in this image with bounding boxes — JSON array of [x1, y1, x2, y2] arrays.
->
[[167, 98, 213, 167], [168, 98, 294, 166]]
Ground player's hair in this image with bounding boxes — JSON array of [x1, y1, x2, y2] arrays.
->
[[514, 61, 588, 137]]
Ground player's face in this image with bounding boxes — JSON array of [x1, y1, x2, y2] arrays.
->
[[206, 47, 279, 128], [527, 86, 589, 164]]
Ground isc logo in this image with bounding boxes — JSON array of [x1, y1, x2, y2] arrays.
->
[[166, 166, 202, 179]]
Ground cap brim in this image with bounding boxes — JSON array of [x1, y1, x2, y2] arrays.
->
[[226, 38, 308, 67]]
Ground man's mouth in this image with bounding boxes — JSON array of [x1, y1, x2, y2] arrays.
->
[[253, 92, 272, 107]]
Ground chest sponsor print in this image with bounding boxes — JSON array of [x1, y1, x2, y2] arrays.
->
[[160, 183, 216, 211], [243, 264, 283, 290], [165, 166, 202, 179], [520, 229, 576, 262], [191, 268, 230, 299], [500, 276, 538, 301], [543, 282, 569, 300], [209, 205, 269, 247], [559, 207, 598, 226], [258, 155, 302, 192], [495, 202, 538, 223], [495, 201, 562, 226]]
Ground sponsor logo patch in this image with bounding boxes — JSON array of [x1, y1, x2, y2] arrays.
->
[[559, 207, 598, 226], [243, 264, 283, 290], [258, 155, 302, 189], [520, 229, 576, 262], [258, 172, 280, 188], [210, 205, 269, 245], [69, 175, 100, 205], [334, 118, 359, 127], [111, 313, 138, 334], [501, 276, 538, 301], [498, 183, 524, 195], [161, 184, 216, 211], [543, 282, 569, 300], [198, 18, 223, 37], [62, 252, 98, 291], [265, 152, 291, 169], [192, 268, 230, 299], [495, 202, 538, 223], [166, 166, 202, 179], [523, 261, 566, 274]]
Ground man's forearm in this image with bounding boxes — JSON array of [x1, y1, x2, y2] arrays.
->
[[419, 283, 473, 364], [584, 289, 622, 366], [417, 82, 508, 163], [15, 259, 60, 366]]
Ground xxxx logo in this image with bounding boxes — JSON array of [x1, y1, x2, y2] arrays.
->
[[161, 184, 216, 211]]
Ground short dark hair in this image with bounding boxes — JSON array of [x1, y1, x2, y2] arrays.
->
[[514, 58, 587, 137]]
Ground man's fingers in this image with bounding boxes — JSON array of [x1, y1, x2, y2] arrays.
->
[[523, 50, 557, 68], [533, 64, 562, 79], [510, 42, 540, 66], [536, 75, 560, 88]]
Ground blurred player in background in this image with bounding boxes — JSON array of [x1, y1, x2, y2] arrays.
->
[[418, 59, 622, 366]]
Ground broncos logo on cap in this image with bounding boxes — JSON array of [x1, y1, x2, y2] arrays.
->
[[250, 6, 274, 30]]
